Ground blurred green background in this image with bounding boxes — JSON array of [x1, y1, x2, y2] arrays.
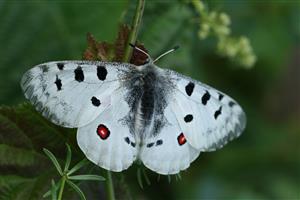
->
[[0, 0, 299, 199]]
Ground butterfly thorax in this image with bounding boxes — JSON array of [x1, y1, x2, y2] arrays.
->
[[122, 64, 174, 145]]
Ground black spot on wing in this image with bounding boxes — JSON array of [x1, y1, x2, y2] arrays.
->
[[201, 90, 211, 105], [124, 137, 136, 148], [130, 142, 136, 147], [74, 66, 84, 82], [229, 101, 236, 107], [40, 65, 49, 73], [218, 93, 224, 101], [185, 82, 195, 96], [124, 137, 130, 144], [214, 106, 222, 119], [54, 75, 62, 91], [91, 96, 101, 107], [184, 114, 193, 123], [156, 139, 163, 146], [147, 142, 154, 148], [97, 65, 107, 81], [57, 63, 64, 70]]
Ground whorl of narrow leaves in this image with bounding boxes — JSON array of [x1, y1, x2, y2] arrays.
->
[[43, 145, 105, 200], [83, 25, 148, 65]]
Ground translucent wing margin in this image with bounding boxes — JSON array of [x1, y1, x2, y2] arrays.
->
[[166, 69, 246, 151], [21, 60, 134, 128]]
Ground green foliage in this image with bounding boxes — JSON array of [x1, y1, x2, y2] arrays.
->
[[0, 104, 63, 199], [43, 148, 63, 176], [66, 180, 86, 200], [42, 145, 105, 200], [0, 104, 105, 199], [136, 167, 151, 189]]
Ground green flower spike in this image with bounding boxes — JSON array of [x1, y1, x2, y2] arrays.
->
[[191, 0, 257, 68]]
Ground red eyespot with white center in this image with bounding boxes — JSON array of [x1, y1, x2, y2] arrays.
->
[[97, 124, 110, 140], [177, 133, 186, 146]]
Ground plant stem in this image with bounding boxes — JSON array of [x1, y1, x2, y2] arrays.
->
[[105, 171, 115, 200], [57, 176, 66, 200], [123, 0, 145, 62]]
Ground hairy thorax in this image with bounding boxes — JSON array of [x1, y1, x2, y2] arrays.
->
[[122, 64, 174, 143]]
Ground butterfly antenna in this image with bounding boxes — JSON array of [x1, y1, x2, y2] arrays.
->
[[129, 43, 152, 59], [153, 45, 180, 63]]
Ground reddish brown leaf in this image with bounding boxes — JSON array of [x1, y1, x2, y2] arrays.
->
[[97, 41, 113, 61], [83, 25, 149, 64], [114, 24, 131, 62], [83, 33, 113, 61], [83, 33, 98, 60]]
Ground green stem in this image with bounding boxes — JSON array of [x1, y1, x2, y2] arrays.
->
[[105, 171, 115, 200], [57, 176, 66, 200], [123, 0, 145, 62]]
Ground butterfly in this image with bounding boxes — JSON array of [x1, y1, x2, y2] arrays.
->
[[21, 45, 246, 175]]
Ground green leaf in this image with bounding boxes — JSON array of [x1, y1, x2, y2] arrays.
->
[[0, 104, 71, 150], [137, 167, 150, 189], [167, 175, 171, 183], [64, 144, 72, 172], [43, 179, 61, 198], [0, 175, 33, 188], [157, 174, 161, 182], [42, 190, 50, 198], [43, 148, 63, 176], [67, 159, 89, 176], [0, 104, 78, 199], [0, 113, 33, 148], [50, 179, 57, 200], [137, 168, 143, 189], [175, 173, 182, 181], [0, 144, 38, 166], [142, 168, 151, 186], [66, 180, 86, 200], [68, 175, 105, 181]]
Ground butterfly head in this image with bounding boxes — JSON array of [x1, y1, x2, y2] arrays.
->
[[129, 43, 179, 66]]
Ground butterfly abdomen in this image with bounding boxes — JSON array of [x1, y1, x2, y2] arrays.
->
[[123, 65, 174, 140]]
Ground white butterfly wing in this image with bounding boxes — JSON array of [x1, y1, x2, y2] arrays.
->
[[140, 104, 200, 175], [77, 88, 137, 172], [21, 61, 133, 128], [166, 70, 246, 151]]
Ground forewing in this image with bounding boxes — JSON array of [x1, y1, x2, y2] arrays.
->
[[140, 104, 200, 175], [166, 69, 246, 151], [21, 61, 133, 128], [77, 88, 137, 172]]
